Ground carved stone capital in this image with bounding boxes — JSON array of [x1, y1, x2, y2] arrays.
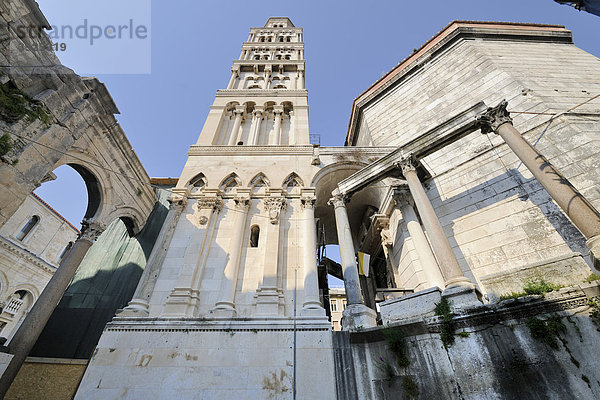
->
[[380, 228, 393, 248], [233, 105, 246, 117], [197, 196, 223, 212], [300, 196, 316, 210], [234, 197, 251, 210], [328, 192, 348, 208], [264, 197, 286, 224], [79, 220, 105, 242], [395, 155, 418, 176], [168, 195, 188, 212], [477, 100, 513, 134], [391, 188, 412, 208]]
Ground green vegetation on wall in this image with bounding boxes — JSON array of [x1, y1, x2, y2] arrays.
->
[[0, 82, 50, 127]]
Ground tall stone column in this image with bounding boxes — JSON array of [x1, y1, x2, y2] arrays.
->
[[300, 194, 325, 315], [298, 70, 305, 89], [163, 194, 223, 317], [393, 189, 445, 289], [120, 196, 187, 317], [0, 221, 105, 397], [270, 107, 283, 145], [478, 100, 600, 266], [397, 157, 474, 291], [228, 106, 245, 145], [213, 196, 250, 317], [288, 111, 295, 145], [256, 196, 286, 316], [227, 68, 239, 89], [329, 189, 377, 330], [247, 106, 264, 145]]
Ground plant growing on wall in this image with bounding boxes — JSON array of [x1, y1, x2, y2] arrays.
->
[[0, 82, 50, 127], [435, 297, 456, 348], [526, 316, 566, 349], [382, 327, 410, 367]]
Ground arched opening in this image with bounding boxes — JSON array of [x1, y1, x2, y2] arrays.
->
[[250, 225, 260, 247], [34, 163, 100, 229], [15, 215, 39, 241], [187, 173, 207, 194], [0, 289, 34, 341]]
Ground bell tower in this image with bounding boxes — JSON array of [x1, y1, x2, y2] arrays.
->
[[196, 17, 308, 146]]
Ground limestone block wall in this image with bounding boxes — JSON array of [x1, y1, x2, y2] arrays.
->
[[334, 283, 600, 399], [352, 29, 600, 295], [76, 321, 336, 400]]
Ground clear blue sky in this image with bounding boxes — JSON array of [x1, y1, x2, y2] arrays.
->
[[34, 0, 600, 228]]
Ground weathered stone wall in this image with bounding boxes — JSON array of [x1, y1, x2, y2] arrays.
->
[[5, 357, 87, 400], [75, 320, 336, 399], [0, 0, 155, 231], [335, 282, 600, 399], [352, 25, 600, 296]]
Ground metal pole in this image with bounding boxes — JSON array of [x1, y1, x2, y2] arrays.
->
[[293, 268, 297, 400]]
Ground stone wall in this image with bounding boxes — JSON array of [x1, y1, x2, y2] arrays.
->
[[334, 282, 600, 399], [5, 357, 87, 400]]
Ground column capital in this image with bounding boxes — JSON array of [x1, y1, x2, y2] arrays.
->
[[328, 191, 349, 209], [168, 195, 188, 212], [477, 100, 513, 134], [395, 154, 418, 176], [273, 106, 284, 116], [197, 196, 223, 212], [391, 187, 412, 208], [264, 197, 286, 224], [79, 220, 105, 242], [234, 196, 251, 210], [300, 195, 316, 210], [233, 106, 246, 116]]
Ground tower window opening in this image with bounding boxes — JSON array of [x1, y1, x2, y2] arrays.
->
[[237, 141, 244, 145], [260, 37, 265, 42], [286, 37, 291, 42], [284, 55, 291, 60], [254, 55, 260, 60], [267, 37, 272, 42], [16, 215, 39, 241], [58, 241, 73, 263], [250, 225, 260, 247], [278, 37, 283, 42]]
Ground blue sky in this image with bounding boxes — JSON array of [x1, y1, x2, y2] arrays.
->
[[34, 0, 600, 228]]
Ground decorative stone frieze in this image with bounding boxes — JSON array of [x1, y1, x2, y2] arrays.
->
[[196, 196, 223, 212]]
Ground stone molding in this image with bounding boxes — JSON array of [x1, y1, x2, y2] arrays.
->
[[196, 196, 223, 212], [477, 100, 513, 134], [188, 145, 314, 156], [300, 196, 316, 210], [234, 197, 251, 210], [216, 89, 307, 97], [0, 235, 56, 273]]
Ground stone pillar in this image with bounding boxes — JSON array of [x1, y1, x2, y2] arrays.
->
[[227, 68, 239, 89], [298, 70, 305, 89], [247, 106, 264, 146], [213, 196, 250, 317], [288, 111, 295, 145], [228, 106, 245, 145], [256, 196, 286, 316], [393, 189, 445, 289], [329, 189, 377, 330], [0, 221, 104, 397], [270, 107, 283, 145], [120, 196, 187, 317], [163, 194, 223, 317], [478, 100, 600, 267], [397, 157, 474, 292], [300, 194, 325, 315]]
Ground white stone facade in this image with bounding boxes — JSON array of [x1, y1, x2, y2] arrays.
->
[[0, 194, 78, 341]]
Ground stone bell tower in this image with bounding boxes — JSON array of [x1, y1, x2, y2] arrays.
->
[[76, 18, 337, 399]]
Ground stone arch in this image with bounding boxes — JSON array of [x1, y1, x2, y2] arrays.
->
[[282, 172, 304, 194], [8, 283, 40, 302], [249, 172, 270, 195], [219, 173, 241, 193], [186, 173, 207, 194], [0, 270, 8, 300]]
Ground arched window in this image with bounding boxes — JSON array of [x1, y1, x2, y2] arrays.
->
[[260, 37, 265, 42], [286, 36, 291, 42], [278, 37, 284, 42], [16, 215, 39, 241], [250, 225, 260, 247], [254, 55, 260, 60], [58, 241, 73, 263], [284, 55, 291, 60]]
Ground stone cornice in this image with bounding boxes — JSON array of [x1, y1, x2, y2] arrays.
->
[[188, 145, 314, 156], [216, 89, 307, 97], [0, 235, 56, 274], [232, 60, 305, 67], [346, 21, 572, 146]]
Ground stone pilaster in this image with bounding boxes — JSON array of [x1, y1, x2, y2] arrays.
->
[[300, 193, 325, 315], [120, 195, 187, 317], [228, 106, 245, 145], [163, 194, 223, 317], [213, 196, 250, 317], [256, 196, 286, 316], [270, 107, 283, 145]]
